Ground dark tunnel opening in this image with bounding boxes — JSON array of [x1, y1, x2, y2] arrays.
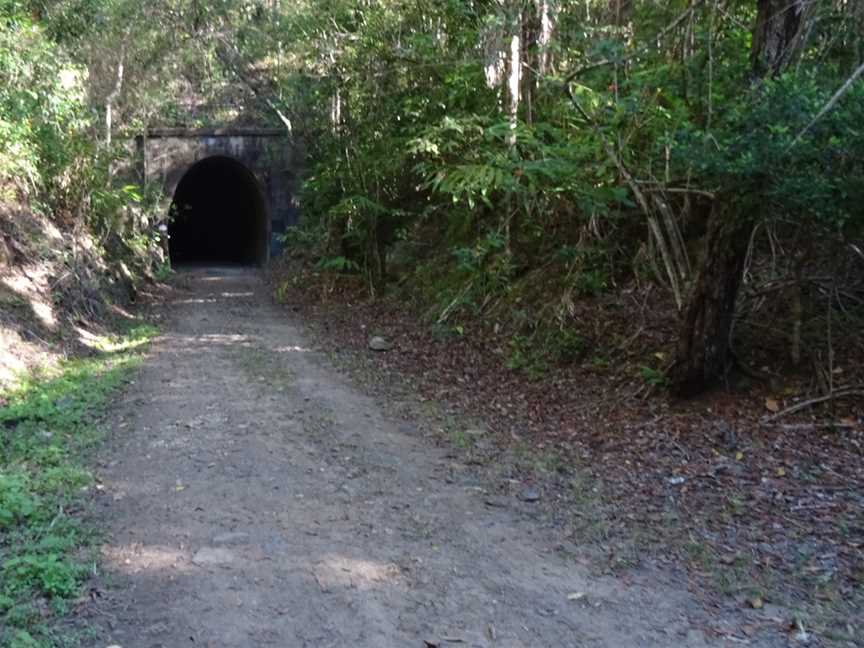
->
[[168, 156, 268, 265]]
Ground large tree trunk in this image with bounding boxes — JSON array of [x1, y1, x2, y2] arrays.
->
[[521, 3, 538, 125], [670, 0, 808, 396], [751, 0, 810, 77], [519, 0, 556, 124], [670, 209, 750, 395]]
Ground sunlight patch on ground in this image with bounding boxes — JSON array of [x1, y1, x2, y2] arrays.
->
[[161, 333, 252, 347], [30, 299, 56, 327], [0, 270, 62, 387], [0, 329, 33, 386], [314, 555, 404, 591], [76, 324, 158, 353], [2, 275, 57, 328], [74, 326, 103, 350], [171, 292, 254, 304], [170, 297, 220, 305], [195, 333, 251, 343], [102, 544, 192, 575]]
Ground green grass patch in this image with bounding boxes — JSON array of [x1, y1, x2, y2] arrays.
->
[[0, 324, 157, 647]]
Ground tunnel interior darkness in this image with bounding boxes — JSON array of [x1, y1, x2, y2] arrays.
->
[[168, 156, 268, 265]]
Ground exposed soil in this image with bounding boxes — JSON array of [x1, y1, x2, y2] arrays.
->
[[76, 266, 757, 648], [0, 205, 136, 388]]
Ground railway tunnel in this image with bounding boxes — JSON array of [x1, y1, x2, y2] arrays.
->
[[139, 127, 299, 266], [168, 156, 269, 266]]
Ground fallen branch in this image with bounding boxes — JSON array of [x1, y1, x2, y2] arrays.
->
[[762, 422, 859, 431], [437, 280, 475, 325], [761, 387, 864, 423], [637, 184, 717, 199]]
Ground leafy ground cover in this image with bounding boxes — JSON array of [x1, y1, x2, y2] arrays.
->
[[273, 270, 863, 646], [0, 324, 157, 648]]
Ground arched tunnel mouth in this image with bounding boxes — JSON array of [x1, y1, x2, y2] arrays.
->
[[168, 156, 268, 266]]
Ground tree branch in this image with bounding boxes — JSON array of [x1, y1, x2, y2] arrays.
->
[[789, 59, 864, 147], [761, 387, 864, 423], [562, 3, 701, 86]]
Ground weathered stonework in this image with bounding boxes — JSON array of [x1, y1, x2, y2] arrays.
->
[[137, 128, 300, 260]]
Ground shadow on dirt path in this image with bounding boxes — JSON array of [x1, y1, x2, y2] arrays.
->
[[81, 267, 722, 647]]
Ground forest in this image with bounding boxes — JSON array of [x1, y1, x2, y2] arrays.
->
[[1, 0, 863, 646], [2, 0, 862, 391]]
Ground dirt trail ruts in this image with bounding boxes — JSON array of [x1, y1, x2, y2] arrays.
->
[[84, 267, 720, 648]]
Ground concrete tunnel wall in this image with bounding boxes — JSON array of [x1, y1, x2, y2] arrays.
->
[[138, 128, 301, 264]]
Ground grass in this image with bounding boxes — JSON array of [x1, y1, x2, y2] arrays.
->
[[0, 323, 157, 648]]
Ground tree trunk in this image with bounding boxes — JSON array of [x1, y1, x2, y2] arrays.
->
[[671, 0, 809, 396], [608, 0, 632, 26], [537, 0, 555, 74], [330, 85, 342, 135], [670, 209, 750, 395], [751, 0, 809, 78], [521, 4, 538, 125], [505, 7, 522, 146], [105, 48, 126, 147]]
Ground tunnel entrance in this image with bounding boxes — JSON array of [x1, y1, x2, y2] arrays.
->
[[168, 156, 268, 265]]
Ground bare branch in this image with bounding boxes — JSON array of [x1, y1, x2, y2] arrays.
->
[[761, 387, 864, 423], [790, 60, 864, 147]]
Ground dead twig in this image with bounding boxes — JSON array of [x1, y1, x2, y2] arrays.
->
[[762, 422, 859, 431]]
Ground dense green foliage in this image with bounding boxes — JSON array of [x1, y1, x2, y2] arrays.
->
[[261, 0, 863, 383], [4, 3, 862, 374], [0, 6, 83, 197], [1, 2, 167, 276]]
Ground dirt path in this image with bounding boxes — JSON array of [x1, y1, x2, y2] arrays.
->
[[85, 267, 721, 648]]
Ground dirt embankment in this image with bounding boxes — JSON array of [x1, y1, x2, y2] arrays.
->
[[0, 205, 136, 387]]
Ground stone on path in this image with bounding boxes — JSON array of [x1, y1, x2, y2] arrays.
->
[[518, 487, 541, 503], [368, 336, 392, 352]]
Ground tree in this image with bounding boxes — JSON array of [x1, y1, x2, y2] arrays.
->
[[670, 0, 810, 396], [751, 0, 811, 78]]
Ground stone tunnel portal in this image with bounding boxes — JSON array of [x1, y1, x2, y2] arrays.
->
[[168, 156, 269, 265]]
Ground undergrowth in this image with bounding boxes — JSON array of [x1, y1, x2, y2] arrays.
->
[[0, 323, 157, 648]]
